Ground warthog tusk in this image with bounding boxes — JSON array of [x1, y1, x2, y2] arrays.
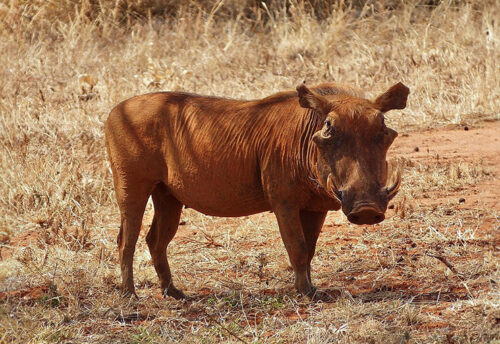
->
[[320, 131, 331, 139], [385, 161, 402, 200], [327, 174, 342, 203]]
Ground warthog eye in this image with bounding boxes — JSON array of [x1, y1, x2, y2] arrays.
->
[[322, 119, 334, 139]]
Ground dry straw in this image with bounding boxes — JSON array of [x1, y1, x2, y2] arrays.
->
[[0, 1, 498, 342]]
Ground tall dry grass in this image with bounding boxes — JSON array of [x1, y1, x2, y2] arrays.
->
[[0, 1, 499, 342]]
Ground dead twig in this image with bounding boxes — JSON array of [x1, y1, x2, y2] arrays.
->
[[202, 308, 248, 344], [426, 253, 459, 275]]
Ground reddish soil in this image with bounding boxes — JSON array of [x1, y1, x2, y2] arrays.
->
[[390, 121, 500, 211], [0, 284, 50, 304], [392, 122, 499, 164], [0, 230, 42, 260]]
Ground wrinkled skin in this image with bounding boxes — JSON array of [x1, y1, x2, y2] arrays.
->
[[105, 82, 408, 299]]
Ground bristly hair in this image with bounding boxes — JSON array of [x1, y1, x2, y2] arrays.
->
[[254, 82, 363, 108]]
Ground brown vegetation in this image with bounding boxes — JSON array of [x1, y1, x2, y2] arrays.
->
[[0, 0, 498, 342]]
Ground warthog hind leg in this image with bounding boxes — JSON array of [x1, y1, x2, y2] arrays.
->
[[146, 183, 186, 299], [115, 180, 154, 296]]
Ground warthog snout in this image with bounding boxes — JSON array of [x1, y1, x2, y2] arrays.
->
[[347, 206, 385, 225]]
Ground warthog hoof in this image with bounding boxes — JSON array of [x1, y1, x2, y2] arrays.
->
[[163, 287, 188, 300]]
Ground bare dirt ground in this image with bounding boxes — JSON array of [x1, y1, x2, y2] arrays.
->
[[390, 121, 499, 212], [1, 120, 498, 343]]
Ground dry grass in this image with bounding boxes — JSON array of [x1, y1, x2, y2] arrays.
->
[[0, 0, 499, 343]]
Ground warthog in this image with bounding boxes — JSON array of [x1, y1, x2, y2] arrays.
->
[[105, 81, 408, 298]]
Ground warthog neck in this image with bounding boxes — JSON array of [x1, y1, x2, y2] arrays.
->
[[292, 109, 330, 197]]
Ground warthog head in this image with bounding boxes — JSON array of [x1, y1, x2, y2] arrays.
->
[[297, 82, 409, 225]]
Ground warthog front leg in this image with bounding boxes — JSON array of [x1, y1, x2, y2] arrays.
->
[[299, 209, 327, 284], [273, 206, 315, 296]]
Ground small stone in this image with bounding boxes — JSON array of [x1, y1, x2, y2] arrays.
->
[[464, 126, 469, 131], [459, 198, 466, 203], [414, 147, 419, 152]]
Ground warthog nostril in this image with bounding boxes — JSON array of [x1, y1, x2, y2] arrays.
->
[[350, 214, 359, 223], [374, 215, 383, 223]]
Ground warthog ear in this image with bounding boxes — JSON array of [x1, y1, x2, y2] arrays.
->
[[296, 82, 331, 115], [374, 82, 410, 113]]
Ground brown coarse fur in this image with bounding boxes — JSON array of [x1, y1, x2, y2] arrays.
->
[[105, 82, 407, 298]]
